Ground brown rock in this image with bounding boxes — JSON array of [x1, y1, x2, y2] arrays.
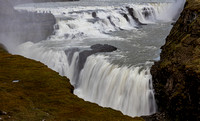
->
[[151, 0, 200, 120]]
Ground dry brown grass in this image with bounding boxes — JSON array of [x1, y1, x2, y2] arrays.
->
[[0, 46, 143, 121]]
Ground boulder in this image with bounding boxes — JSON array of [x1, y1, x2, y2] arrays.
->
[[78, 44, 117, 71], [67, 44, 117, 86]]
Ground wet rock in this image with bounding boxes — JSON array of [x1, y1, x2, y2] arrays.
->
[[142, 7, 154, 19], [121, 13, 129, 22], [79, 44, 117, 71], [65, 48, 80, 65], [150, 0, 200, 120], [126, 6, 145, 26], [92, 12, 97, 18], [90, 44, 117, 52], [68, 44, 117, 86]]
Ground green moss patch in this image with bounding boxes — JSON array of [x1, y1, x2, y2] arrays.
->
[[0, 47, 143, 121]]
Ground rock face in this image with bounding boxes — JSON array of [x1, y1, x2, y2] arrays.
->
[[151, 0, 200, 121], [78, 44, 117, 71], [126, 7, 143, 26], [65, 44, 117, 87]]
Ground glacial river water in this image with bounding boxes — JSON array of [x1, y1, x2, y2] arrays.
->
[[14, 0, 185, 117]]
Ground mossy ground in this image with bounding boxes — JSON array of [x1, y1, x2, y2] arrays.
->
[[151, 0, 200, 120], [0, 46, 143, 121]]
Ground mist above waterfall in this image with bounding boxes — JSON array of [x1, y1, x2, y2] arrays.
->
[[8, 0, 186, 118], [15, 0, 185, 41]]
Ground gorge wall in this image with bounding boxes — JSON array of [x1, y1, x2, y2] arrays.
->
[[151, 0, 200, 120]]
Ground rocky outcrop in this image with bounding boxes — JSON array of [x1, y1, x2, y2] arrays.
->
[[78, 44, 117, 71], [151, 0, 200, 121], [126, 7, 145, 26], [65, 44, 117, 87]]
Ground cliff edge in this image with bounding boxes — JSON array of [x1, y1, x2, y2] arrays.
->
[[0, 0, 141, 120], [0, 44, 142, 120], [151, 0, 200, 120]]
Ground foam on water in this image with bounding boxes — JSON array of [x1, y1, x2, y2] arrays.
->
[[75, 55, 156, 116], [11, 0, 186, 117], [15, 0, 185, 40], [15, 42, 156, 116]]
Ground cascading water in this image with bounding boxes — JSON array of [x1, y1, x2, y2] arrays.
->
[[75, 55, 156, 116], [11, 0, 185, 117]]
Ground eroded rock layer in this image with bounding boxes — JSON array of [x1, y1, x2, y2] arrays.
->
[[151, 0, 200, 120]]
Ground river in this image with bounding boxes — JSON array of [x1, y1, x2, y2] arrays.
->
[[14, 0, 185, 117]]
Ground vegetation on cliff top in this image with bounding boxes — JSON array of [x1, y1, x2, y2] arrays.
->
[[0, 45, 143, 120], [151, 0, 200, 120], [0, 0, 142, 120]]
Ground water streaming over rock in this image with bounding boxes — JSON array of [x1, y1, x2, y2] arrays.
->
[[12, 0, 185, 117]]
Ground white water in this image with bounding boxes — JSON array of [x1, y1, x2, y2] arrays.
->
[[16, 41, 157, 117], [75, 55, 156, 116], [15, 0, 185, 40], [10, 0, 185, 117]]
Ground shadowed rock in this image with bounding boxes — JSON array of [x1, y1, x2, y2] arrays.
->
[[68, 44, 117, 87], [65, 48, 80, 65], [78, 44, 117, 71], [126, 6, 146, 26], [92, 12, 97, 18], [121, 13, 130, 22], [150, 0, 200, 120]]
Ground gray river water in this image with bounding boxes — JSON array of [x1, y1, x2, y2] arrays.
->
[[14, 0, 185, 117]]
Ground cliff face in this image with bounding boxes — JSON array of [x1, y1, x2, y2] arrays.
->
[[151, 0, 200, 120]]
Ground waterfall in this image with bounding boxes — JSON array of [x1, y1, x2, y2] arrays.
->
[[15, 42, 157, 117], [75, 55, 156, 117], [11, 0, 186, 118], [15, 0, 185, 40]]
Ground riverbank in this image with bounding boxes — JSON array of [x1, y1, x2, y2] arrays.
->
[[0, 44, 143, 120], [151, 0, 200, 120], [0, 0, 142, 120]]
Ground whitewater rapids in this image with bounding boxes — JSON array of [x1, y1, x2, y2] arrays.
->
[[11, 0, 185, 117]]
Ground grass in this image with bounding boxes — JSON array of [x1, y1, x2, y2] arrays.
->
[[0, 45, 143, 121]]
